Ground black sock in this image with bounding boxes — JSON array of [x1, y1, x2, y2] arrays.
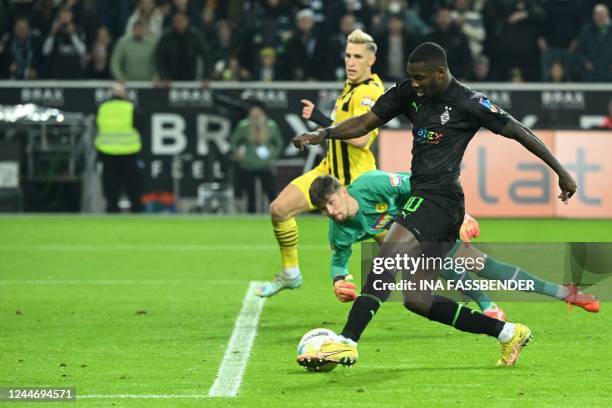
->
[[340, 295, 381, 342], [428, 295, 505, 338]]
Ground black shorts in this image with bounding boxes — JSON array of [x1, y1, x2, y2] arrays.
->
[[394, 190, 465, 243]]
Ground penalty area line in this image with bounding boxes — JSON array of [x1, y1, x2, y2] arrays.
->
[[208, 281, 266, 397]]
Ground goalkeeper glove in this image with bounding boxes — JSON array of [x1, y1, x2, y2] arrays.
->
[[333, 275, 357, 303], [460, 213, 480, 242]]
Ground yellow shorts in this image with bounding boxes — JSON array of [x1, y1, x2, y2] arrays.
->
[[290, 163, 330, 210]]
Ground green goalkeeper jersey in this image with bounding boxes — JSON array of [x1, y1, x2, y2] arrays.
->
[[329, 170, 412, 279]]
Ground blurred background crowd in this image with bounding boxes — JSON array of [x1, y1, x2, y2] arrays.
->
[[0, 0, 611, 84]]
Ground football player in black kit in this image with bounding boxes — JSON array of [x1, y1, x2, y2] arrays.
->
[[293, 42, 578, 369]]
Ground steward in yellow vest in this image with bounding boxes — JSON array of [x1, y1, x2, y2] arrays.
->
[[95, 83, 143, 213]]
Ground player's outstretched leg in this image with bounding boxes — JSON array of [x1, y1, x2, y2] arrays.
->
[[256, 184, 309, 297], [476, 256, 600, 313]]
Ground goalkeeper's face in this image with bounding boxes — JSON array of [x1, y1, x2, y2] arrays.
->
[[319, 188, 352, 223]]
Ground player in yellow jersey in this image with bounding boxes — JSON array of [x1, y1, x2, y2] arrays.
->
[[256, 29, 384, 297]]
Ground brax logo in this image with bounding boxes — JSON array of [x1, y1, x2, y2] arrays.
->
[[414, 127, 443, 144]]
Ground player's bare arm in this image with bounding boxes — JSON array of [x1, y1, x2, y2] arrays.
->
[[499, 117, 577, 203], [293, 110, 385, 150], [300, 99, 370, 148]]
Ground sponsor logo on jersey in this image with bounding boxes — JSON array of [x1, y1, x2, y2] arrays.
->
[[389, 173, 401, 186], [479, 96, 499, 113], [361, 97, 375, 107], [440, 106, 452, 125], [414, 127, 443, 144], [375, 202, 389, 213], [411, 101, 421, 112], [371, 213, 394, 231]]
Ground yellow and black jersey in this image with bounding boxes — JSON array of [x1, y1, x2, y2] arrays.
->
[[324, 73, 384, 186]]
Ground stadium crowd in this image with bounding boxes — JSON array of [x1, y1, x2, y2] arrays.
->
[[0, 0, 611, 83]]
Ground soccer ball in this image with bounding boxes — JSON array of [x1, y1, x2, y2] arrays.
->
[[297, 328, 338, 372]]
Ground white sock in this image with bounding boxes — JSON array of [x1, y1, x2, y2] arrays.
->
[[555, 285, 570, 300], [338, 335, 357, 347], [498, 323, 516, 343], [283, 266, 301, 279]]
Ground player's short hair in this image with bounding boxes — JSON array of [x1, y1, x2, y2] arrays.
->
[[309, 175, 342, 209], [347, 29, 377, 54], [408, 42, 448, 69]]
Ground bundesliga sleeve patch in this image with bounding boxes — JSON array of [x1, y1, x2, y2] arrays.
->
[[361, 97, 375, 107], [389, 173, 401, 186], [479, 96, 499, 113]]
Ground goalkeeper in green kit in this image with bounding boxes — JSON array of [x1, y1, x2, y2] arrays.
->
[[309, 170, 599, 317]]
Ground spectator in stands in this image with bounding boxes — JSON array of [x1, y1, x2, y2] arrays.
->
[[600, 99, 612, 129], [548, 60, 568, 83], [496, 0, 546, 82], [575, 3, 612, 81], [537, 0, 582, 81], [250, 0, 293, 49], [325, 13, 356, 81], [282, 9, 326, 81], [450, 0, 485, 58], [427, 7, 472, 81], [240, 0, 294, 75], [125, 0, 163, 38], [255, 47, 282, 81], [470, 54, 492, 81], [111, 20, 158, 81], [97, 0, 133, 39], [215, 54, 250, 81], [42, 6, 87, 79], [376, 13, 421, 82], [403, 0, 431, 36], [85, 27, 112, 79], [0, 17, 41, 79], [230, 100, 281, 213], [510, 67, 525, 83], [85, 32, 111, 79], [154, 11, 210, 82], [211, 20, 239, 79], [164, 0, 203, 32]]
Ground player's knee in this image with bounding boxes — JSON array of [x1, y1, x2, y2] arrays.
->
[[269, 199, 289, 221]]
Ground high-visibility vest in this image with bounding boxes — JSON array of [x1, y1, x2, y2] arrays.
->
[[95, 99, 142, 155]]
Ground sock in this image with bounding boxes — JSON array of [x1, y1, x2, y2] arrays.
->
[[440, 268, 494, 311], [497, 323, 516, 343], [428, 295, 505, 338], [273, 218, 299, 274], [479, 257, 562, 299], [555, 285, 569, 300], [283, 266, 300, 279], [340, 295, 381, 342], [338, 335, 357, 347]]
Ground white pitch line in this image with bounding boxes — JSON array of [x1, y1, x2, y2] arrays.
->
[[0, 280, 244, 285], [79, 394, 209, 399], [0, 244, 327, 251], [208, 281, 265, 397]]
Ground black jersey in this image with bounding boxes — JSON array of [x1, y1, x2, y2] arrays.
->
[[371, 78, 511, 193]]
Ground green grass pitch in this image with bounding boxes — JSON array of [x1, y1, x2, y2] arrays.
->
[[1, 216, 611, 407]]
